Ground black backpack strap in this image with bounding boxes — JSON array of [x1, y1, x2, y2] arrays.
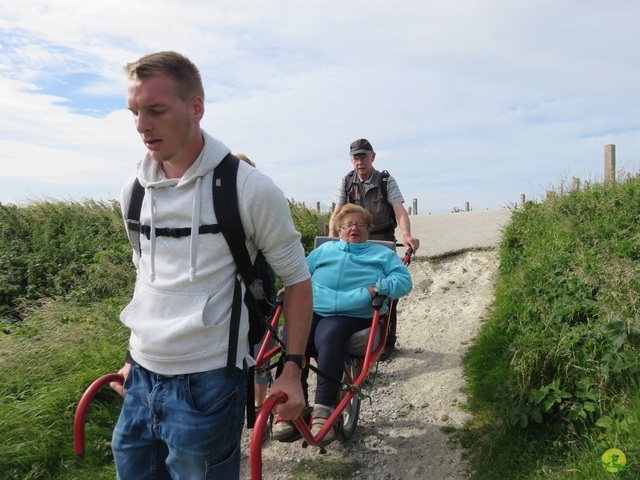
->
[[213, 154, 258, 294], [138, 224, 221, 239], [344, 170, 356, 200], [227, 275, 243, 371], [380, 170, 390, 205], [213, 153, 250, 379], [380, 170, 397, 229], [125, 179, 145, 257], [213, 152, 262, 428]]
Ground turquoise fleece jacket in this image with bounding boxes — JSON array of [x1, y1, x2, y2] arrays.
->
[[306, 239, 412, 318]]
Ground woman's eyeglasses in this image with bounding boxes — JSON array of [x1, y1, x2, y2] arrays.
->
[[339, 223, 368, 230]]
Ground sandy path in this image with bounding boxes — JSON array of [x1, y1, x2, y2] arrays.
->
[[240, 248, 499, 479]]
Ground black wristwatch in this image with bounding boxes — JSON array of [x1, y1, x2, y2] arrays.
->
[[284, 354, 306, 370]]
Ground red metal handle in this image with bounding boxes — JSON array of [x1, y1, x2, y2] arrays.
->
[[73, 373, 124, 457], [250, 391, 288, 480]]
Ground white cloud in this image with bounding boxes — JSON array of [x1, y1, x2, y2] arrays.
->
[[0, 0, 639, 213]]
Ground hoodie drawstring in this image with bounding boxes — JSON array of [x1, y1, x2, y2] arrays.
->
[[143, 176, 204, 283], [189, 177, 203, 281], [148, 186, 157, 282]]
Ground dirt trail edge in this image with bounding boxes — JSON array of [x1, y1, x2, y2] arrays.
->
[[240, 249, 499, 480]]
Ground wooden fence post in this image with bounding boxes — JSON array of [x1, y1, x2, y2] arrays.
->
[[412, 198, 418, 215], [605, 144, 616, 183], [572, 177, 581, 191], [318, 216, 327, 235]]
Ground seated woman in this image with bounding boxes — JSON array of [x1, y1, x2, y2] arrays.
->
[[272, 203, 412, 445]]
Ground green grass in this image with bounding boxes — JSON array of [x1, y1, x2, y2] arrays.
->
[[290, 457, 362, 479], [0, 299, 129, 479]]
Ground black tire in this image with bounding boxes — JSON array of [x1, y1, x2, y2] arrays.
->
[[339, 361, 361, 441]]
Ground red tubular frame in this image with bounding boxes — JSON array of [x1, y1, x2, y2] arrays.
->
[[73, 373, 124, 457], [250, 391, 287, 478], [74, 249, 412, 479], [249, 307, 388, 479]]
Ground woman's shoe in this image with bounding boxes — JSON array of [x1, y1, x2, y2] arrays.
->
[[271, 415, 295, 440], [310, 405, 336, 446]]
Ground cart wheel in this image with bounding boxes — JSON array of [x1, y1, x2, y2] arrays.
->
[[339, 361, 361, 441]]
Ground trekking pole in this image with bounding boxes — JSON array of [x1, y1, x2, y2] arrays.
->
[[74, 373, 124, 457]]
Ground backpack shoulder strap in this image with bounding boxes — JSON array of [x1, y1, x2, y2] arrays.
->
[[380, 170, 397, 229], [213, 152, 262, 427], [380, 170, 390, 205], [343, 170, 356, 200], [126, 179, 145, 257], [213, 153, 255, 287], [212, 153, 262, 385]]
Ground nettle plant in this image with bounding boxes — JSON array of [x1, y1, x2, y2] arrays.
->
[[512, 318, 640, 430]]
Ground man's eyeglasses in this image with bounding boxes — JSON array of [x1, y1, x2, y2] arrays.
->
[[339, 223, 368, 230]]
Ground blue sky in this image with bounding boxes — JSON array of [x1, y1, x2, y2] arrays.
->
[[1, 0, 639, 214]]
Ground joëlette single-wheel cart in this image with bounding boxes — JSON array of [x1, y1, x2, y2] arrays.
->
[[73, 237, 412, 480], [249, 237, 412, 479]]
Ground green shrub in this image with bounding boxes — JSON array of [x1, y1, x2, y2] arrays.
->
[[463, 175, 640, 479], [288, 200, 329, 254], [0, 200, 133, 320]]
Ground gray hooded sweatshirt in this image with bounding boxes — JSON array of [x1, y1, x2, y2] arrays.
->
[[119, 131, 310, 375]]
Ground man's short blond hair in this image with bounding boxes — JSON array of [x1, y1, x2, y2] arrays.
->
[[124, 51, 205, 102]]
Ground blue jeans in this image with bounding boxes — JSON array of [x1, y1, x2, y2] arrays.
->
[[112, 364, 247, 479]]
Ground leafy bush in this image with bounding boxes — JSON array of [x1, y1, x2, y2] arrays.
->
[[0, 200, 133, 320], [288, 200, 329, 254]]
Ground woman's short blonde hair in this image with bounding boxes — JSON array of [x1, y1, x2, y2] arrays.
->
[[334, 203, 373, 230], [235, 153, 255, 167]]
